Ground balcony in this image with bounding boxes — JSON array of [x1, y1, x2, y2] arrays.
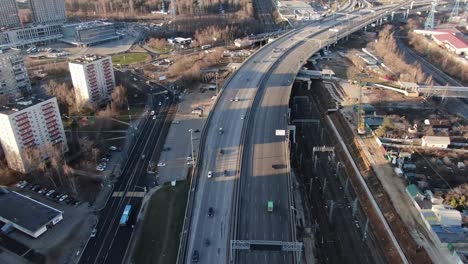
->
[[23, 138, 35, 146], [22, 134, 34, 141], [17, 120, 31, 128], [15, 115, 28, 123]]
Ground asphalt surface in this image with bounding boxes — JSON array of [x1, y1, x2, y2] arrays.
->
[[183, 3, 412, 263], [79, 89, 172, 264]]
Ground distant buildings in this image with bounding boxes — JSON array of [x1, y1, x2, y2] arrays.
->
[[29, 0, 67, 24], [0, 49, 31, 98], [0, 0, 21, 28], [0, 0, 66, 49], [69, 55, 116, 105], [0, 95, 68, 173], [61, 21, 119, 47]]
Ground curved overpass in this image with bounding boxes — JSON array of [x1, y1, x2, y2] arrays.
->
[[179, 2, 416, 264]]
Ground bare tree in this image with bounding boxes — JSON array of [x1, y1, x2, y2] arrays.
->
[[111, 85, 127, 109]]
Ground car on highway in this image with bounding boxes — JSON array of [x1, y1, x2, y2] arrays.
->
[[207, 171, 212, 178], [219, 127, 223, 135], [158, 101, 162, 106], [109, 146, 118, 151], [172, 120, 180, 124], [90, 228, 97, 238], [208, 207, 214, 217], [241, 114, 245, 120], [150, 110, 155, 115], [157, 162, 167, 167], [194, 129, 200, 133], [192, 250, 199, 262], [204, 239, 210, 246], [162, 147, 171, 151], [16, 181, 28, 188], [152, 115, 157, 120], [141, 154, 146, 160]]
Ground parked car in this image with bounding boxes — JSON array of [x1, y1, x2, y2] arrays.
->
[[157, 163, 167, 167], [16, 181, 27, 188], [32, 185, 41, 192], [46, 190, 55, 197], [90, 228, 97, 238], [59, 195, 68, 202], [38, 188, 48, 194]]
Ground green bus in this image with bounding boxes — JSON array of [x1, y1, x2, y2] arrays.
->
[[267, 201, 274, 212]]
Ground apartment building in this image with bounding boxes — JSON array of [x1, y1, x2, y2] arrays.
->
[[0, 95, 68, 173], [69, 55, 115, 105], [0, 49, 31, 98], [29, 0, 67, 24], [0, 0, 21, 28]]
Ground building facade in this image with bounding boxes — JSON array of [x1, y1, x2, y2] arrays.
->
[[0, 0, 21, 28], [61, 21, 119, 47], [69, 55, 115, 105], [0, 49, 31, 98], [0, 96, 68, 173], [29, 0, 67, 24], [0, 24, 63, 49]]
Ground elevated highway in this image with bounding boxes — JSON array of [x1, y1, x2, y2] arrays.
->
[[178, 2, 422, 264]]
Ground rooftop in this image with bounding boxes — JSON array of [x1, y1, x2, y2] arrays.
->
[[0, 94, 54, 115], [433, 33, 468, 50], [62, 20, 114, 30], [422, 135, 451, 145], [70, 54, 108, 64], [0, 190, 62, 234]]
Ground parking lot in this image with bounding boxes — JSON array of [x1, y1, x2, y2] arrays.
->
[[6, 183, 96, 264], [155, 89, 216, 184]]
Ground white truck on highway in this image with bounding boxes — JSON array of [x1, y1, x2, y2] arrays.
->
[[219, 127, 223, 135]]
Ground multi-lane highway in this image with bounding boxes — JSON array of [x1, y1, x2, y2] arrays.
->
[[79, 89, 172, 264], [180, 2, 422, 264]]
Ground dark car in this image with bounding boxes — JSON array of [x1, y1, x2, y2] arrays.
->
[[194, 129, 200, 133], [30, 184, 40, 191], [192, 250, 199, 263], [163, 147, 171, 151], [208, 207, 214, 217]]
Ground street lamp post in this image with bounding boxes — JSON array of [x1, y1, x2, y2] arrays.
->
[[188, 129, 195, 164]]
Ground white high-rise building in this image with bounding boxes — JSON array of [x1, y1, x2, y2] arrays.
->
[[0, 95, 68, 173], [29, 0, 67, 24], [0, 0, 21, 28], [69, 55, 115, 105], [0, 49, 31, 98]]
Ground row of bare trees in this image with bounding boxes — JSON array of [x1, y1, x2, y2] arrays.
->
[[65, 0, 253, 17], [24, 143, 78, 194], [408, 32, 468, 82], [165, 48, 224, 88], [370, 25, 433, 84]]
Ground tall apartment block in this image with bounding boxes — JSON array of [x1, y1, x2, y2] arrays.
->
[[0, 0, 21, 28], [29, 0, 67, 24], [69, 55, 115, 105], [0, 49, 31, 98], [0, 95, 68, 173]]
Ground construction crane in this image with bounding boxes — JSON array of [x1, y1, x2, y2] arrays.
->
[[425, 1, 437, 29], [449, 0, 461, 22]]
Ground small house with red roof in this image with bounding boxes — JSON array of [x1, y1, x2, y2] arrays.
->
[[414, 28, 468, 55]]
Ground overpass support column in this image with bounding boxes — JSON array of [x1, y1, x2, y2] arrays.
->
[[307, 80, 312, 90]]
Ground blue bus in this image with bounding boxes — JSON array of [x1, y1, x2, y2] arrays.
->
[[119, 205, 132, 226]]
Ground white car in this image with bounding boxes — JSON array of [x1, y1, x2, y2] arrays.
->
[[208, 171, 212, 178], [150, 110, 155, 115], [157, 162, 167, 167], [90, 228, 97, 238], [241, 115, 245, 120], [96, 166, 105, 172], [153, 115, 157, 120], [108, 146, 117, 151], [59, 195, 68, 202], [158, 101, 162, 106]]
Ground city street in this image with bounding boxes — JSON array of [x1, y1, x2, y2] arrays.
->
[[79, 91, 172, 264]]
